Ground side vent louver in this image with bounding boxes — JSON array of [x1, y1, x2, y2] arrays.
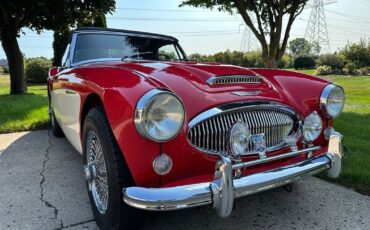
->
[[207, 75, 262, 85]]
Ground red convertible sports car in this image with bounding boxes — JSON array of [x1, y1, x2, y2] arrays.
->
[[48, 27, 344, 229]]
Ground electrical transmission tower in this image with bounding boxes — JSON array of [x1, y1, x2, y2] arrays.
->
[[240, 25, 251, 52], [240, 15, 258, 52], [304, 0, 335, 54]]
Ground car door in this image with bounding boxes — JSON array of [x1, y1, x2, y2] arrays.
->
[[50, 42, 83, 153]]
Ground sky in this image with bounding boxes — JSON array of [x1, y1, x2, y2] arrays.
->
[[1, 0, 370, 60]]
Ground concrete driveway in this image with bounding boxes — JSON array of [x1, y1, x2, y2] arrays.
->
[[0, 130, 369, 230]]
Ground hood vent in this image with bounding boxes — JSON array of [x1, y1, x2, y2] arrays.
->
[[207, 75, 262, 85]]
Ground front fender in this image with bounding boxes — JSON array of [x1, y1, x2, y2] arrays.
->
[[95, 69, 162, 187]]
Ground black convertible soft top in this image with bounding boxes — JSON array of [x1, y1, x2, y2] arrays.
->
[[74, 27, 178, 41]]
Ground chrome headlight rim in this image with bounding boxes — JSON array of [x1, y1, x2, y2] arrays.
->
[[134, 88, 185, 142], [227, 121, 251, 158], [320, 84, 345, 118], [302, 111, 323, 143]]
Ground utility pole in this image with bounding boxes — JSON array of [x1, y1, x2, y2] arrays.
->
[[304, 0, 336, 54]]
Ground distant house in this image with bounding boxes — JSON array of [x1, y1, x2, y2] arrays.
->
[[0, 59, 8, 67]]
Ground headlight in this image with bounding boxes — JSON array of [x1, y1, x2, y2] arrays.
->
[[302, 112, 322, 142], [135, 89, 185, 142], [228, 121, 250, 158], [320, 84, 345, 118]]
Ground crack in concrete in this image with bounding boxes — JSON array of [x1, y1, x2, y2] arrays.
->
[[60, 219, 95, 229], [39, 130, 64, 229]]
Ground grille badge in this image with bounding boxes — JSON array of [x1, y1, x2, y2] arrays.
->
[[251, 134, 267, 159]]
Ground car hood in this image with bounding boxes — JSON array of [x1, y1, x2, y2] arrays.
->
[[107, 60, 274, 93], [91, 60, 329, 118]]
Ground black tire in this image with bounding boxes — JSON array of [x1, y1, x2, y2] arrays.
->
[[50, 107, 64, 137], [82, 107, 143, 230]]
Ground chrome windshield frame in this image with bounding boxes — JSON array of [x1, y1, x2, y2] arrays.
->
[[69, 30, 188, 67]]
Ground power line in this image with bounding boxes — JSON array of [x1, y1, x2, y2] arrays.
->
[[299, 17, 370, 36], [325, 9, 370, 23], [115, 7, 214, 13], [107, 16, 240, 22]]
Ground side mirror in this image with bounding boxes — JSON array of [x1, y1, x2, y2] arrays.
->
[[49, 66, 59, 77]]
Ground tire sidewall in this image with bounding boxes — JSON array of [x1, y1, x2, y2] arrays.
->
[[50, 107, 64, 137], [83, 112, 121, 229]]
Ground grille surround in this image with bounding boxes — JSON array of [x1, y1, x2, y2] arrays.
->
[[187, 102, 299, 156]]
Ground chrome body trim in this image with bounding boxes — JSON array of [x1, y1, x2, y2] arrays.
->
[[72, 58, 122, 67], [188, 102, 299, 129], [74, 29, 177, 41], [231, 146, 321, 169], [134, 88, 185, 142], [231, 91, 261, 96], [326, 130, 343, 178], [207, 75, 262, 85], [187, 102, 300, 156], [123, 130, 343, 217], [320, 84, 345, 118], [65, 89, 77, 95]]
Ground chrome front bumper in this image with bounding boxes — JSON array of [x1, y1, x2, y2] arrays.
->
[[123, 131, 343, 217]]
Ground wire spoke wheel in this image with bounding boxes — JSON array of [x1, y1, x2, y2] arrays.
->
[[86, 130, 109, 214], [83, 107, 143, 229]]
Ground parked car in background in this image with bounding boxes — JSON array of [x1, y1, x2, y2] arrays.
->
[[48, 27, 345, 229]]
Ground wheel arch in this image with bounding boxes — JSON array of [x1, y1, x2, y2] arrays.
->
[[80, 92, 104, 138]]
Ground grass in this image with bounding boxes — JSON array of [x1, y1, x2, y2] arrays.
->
[[285, 68, 316, 75], [0, 72, 369, 194], [319, 75, 370, 195], [0, 74, 49, 133]]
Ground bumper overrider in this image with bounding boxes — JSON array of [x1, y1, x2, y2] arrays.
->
[[122, 130, 343, 217]]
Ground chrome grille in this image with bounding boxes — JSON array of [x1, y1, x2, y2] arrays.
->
[[207, 75, 262, 85], [187, 105, 297, 155]]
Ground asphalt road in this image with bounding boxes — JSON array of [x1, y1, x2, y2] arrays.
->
[[0, 130, 369, 230]]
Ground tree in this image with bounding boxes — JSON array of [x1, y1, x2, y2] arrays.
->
[[341, 39, 370, 68], [0, 0, 115, 94], [181, 0, 308, 68], [288, 38, 313, 57], [52, 27, 72, 67], [53, 12, 108, 66]]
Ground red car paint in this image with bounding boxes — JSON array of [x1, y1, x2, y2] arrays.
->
[[48, 60, 331, 187]]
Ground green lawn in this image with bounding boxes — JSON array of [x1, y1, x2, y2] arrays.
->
[[285, 68, 316, 75], [0, 73, 369, 194], [0, 74, 49, 133], [320, 75, 370, 195]]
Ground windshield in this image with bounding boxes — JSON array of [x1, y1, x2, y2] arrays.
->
[[72, 33, 187, 64]]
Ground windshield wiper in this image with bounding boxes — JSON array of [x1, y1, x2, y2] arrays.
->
[[121, 51, 153, 61]]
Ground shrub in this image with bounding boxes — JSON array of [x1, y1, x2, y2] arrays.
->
[[331, 68, 343, 75], [317, 54, 344, 70], [2, 66, 9, 74], [243, 51, 264, 68], [25, 57, 52, 84], [278, 54, 293, 69], [354, 67, 369, 76], [342, 68, 349, 75], [293, 56, 316, 69], [341, 39, 370, 68], [316, 65, 332, 75], [344, 62, 357, 74]]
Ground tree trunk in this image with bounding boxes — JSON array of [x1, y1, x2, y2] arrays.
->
[[262, 52, 278, 68], [264, 58, 278, 68], [1, 30, 27, 94]]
